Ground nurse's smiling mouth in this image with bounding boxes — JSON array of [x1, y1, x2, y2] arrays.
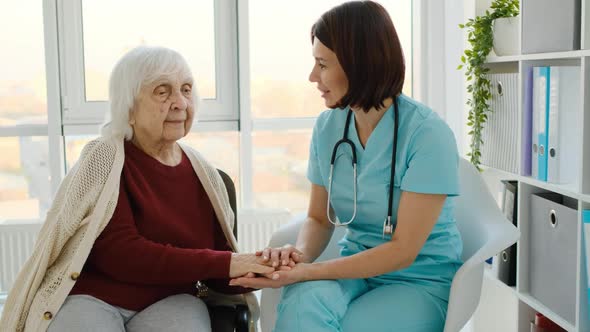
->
[[318, 88, 330, 98]]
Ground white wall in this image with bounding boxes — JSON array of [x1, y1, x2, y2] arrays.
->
[[417, 0, 468, 156]]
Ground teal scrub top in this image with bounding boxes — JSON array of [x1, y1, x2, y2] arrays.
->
[[307, 94, 463, 302]]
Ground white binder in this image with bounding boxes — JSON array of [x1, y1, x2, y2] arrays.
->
[[480, 72, 519, 173], [547, 66, 581, 184]]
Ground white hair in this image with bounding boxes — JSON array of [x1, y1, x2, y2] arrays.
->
[[101, 46, 200, 140]]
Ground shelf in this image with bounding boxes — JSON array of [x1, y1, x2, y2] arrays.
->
[[517, 176, 581, 200], [481, 166, 585, 200], [518, 292, 575, 332], [486, 54, 522, 63], [471, 2, 589, 331], [485, 49, 590, 64], [483, 260, 577, 331]]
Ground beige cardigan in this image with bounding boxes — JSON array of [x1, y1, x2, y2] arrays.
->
[[0, 136, 259, 332]]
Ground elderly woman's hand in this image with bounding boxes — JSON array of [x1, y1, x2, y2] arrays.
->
[[229, 263, 309, 289], [229, 253, 276, 278], [256, 244, 304, 268]]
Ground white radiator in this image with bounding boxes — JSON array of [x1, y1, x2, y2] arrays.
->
[[237, 208, 292, 253], [0, 221, 42, 294]]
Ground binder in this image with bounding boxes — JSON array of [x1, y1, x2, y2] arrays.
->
[[498, 180, 517, 286], [547, 66, 580, 185], [532, 67, 550, 181], [583, 210, 590, 322], [480, 72, 519, 173], [522, 67, 534, 176]]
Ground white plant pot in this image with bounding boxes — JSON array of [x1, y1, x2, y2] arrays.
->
[[493, 16, 520, 56]]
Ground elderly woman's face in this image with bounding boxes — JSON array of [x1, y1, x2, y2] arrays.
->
[[130, 74, 194, 144]]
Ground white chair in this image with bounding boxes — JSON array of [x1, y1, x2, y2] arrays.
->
[[260, 158, 520, 332]]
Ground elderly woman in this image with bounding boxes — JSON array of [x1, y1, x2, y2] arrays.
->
[[0, 46, 274, 332]]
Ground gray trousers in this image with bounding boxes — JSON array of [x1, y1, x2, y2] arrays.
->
[[47, 294, 211, 332]]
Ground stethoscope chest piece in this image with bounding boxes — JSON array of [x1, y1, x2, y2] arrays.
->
[[383, 217, 393, 238]]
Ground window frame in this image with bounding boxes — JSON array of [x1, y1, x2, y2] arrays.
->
[[0, 0, 420, 215], [57, 0, 239, 126]]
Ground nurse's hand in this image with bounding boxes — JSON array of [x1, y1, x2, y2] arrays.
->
[[256, 244, 303, 268], [228, 253, 276, 278], [229, 264, 308, 289]]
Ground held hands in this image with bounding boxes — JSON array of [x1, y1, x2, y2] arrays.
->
[[228, 253, 275, 278], [257, 244, 304, 268], [229, 245, 307, 289]]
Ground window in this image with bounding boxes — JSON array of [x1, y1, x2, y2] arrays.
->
[[81, 0, 216, 101], [0, 137, 50, 221], [181, 131, 240, 196], [252, 130, 312, 214], [60, 0, 237, 124], [65, 135, 98, 170], [0, 1, 51, 222], [0, 1, 47, 126], [248, 0, 413, 119], [0, 0, 414, 221], [0, 0, 417, 299], [247, 0, 413, 213], [65, 133, 240, 200]]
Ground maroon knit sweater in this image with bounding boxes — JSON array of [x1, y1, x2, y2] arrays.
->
[[70, 141, 249, 310]]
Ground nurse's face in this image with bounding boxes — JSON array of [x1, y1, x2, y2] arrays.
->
[[309, 38, 349, 108]]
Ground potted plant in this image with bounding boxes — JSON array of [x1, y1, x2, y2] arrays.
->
[[493, 15, 520, 56], [458, 0, 519, 170]]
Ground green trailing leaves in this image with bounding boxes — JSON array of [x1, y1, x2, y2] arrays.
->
[[459, 0, 519, 170]]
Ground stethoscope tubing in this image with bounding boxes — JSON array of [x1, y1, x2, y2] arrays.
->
[[326, 98, 399, 236]]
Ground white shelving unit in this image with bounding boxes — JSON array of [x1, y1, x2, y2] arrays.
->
[[472, 0, 590, 331]]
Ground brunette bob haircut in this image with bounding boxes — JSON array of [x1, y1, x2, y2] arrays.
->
[[311, 1, 405, 112]]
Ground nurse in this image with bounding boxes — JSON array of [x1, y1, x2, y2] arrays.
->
[[229, 1, 462, 331]]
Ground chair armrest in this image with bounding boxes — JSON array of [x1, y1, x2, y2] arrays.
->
[[235, 304, 250, 332], [443, 219, 520, 332], [464, 221, 520, 270], [208, 304, 250, 332]]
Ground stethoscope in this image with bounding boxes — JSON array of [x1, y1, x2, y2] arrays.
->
[[327, 97, 399, 239]]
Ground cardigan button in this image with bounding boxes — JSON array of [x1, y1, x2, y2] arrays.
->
[[43, 311, 53, 320], [70, 272, 80, 280]]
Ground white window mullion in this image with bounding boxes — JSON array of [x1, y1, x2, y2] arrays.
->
[[59, 0, 105, 125], [44, 0, 66, 196], [199, 0, 239, 122], [237, 0, 254, 208], [0, 125, 48, 137], [58, 0, 238, 126]]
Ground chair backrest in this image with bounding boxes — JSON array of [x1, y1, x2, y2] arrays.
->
[[217, 169, 237, 239], [443, 159, 520, 332]]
